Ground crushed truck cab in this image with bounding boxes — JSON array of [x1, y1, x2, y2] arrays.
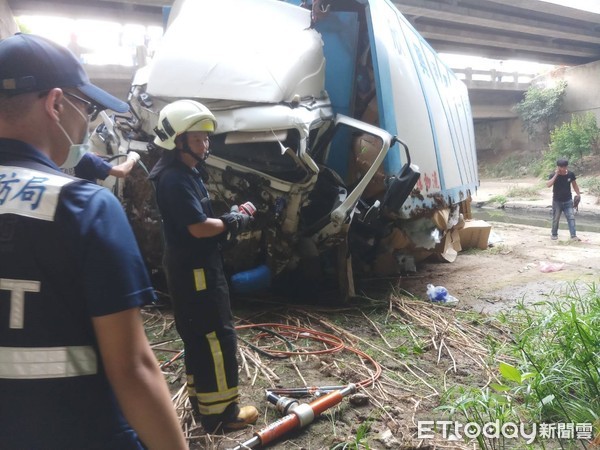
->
[[109, 0, 478, 301]]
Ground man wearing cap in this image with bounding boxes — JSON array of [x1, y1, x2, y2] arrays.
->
[[0, 33, 187, 449]]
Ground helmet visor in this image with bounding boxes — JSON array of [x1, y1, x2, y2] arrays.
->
[[187, 118, 216, 133]]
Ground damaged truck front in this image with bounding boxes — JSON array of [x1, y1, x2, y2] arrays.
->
[[112, 0, 478, 301]]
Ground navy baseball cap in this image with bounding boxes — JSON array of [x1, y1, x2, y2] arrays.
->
[[0, 33, 128, 113]]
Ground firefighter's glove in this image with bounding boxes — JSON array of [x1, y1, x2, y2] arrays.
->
[[127, 151, 141, 164], [220, 211, 253, 236]]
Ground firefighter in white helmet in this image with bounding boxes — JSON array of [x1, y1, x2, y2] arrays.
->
[[148, 100, 258, 432]]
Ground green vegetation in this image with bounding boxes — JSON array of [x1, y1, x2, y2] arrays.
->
[[487, 244, 510, 255], [438, 284, 600, 448], [505, 185, 541, 200], [479, 154, 542, 179], [331, 416, 374, 449], [487, 194, 507, 206], [515, 81, 567, 142], [542, 112, 600, 174]]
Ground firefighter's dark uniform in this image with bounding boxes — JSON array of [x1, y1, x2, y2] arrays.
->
[[151, 158, 240, 424], [0, 140, 156, 449]]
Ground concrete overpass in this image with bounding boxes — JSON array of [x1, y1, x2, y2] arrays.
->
[[4, 0, 597, 121], [7, 0, 600, 66]]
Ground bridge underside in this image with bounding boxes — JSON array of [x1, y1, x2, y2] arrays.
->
[[5, 0, 599, 121], [396, 0, 600, 66], [7, 0, 600, 66]]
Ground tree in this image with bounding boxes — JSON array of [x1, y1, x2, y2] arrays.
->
[[514, 80, 567, 142]]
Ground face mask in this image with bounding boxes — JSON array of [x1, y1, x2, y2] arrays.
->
[[59, 130, 91, 169], [58, 97, 91, 169]]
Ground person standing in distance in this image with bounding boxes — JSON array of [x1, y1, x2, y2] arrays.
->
[[547, 157, 582, 241], [148, 100, 258, 433], [0, 33, 187, 450]]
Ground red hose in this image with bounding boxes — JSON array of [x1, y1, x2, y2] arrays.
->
[[235, 322, 381, 389]]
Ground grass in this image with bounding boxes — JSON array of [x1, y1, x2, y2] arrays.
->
[[505, 185, 542, 200], [488, 244, 511, 255], [330, 415, 374, 449], [437, 283, 600, 448], [482, 184, 543, 208], [479, 155, 540, 179], [487, 194, 507, 206]]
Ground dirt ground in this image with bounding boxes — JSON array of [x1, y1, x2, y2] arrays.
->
[[148, 177, 600, 450], [403, 178, 600, 315]]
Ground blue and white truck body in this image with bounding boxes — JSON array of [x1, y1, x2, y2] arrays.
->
[[117, 0, 478, 300]]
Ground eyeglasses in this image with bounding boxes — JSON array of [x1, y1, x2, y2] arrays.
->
[[64, 91, 100, 121]]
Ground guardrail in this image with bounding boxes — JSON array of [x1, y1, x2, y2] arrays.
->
[[452, 68, 536, 91]]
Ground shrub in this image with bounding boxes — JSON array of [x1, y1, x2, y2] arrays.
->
[[546, 112, 600, 171], [515, 81, 567, 142]]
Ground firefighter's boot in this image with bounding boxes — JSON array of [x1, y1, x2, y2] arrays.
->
[[201, 402, 258, 433]]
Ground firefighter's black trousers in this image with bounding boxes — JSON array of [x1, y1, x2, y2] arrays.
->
[[164, 247, 239, 418]]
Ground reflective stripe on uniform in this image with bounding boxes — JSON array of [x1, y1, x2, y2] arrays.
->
[[196, 385, 239, 405], [0, 345, 97, 379], [186, 374, 196, 396], [196, 385, 239, 415], [206, 331, 227, 392], [195, 331, 239, 415], [193, 268, 207, 291], [197, 400, 231, 416]]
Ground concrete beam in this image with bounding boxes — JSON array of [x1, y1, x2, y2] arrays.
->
[[94, 0, 173, 7], [479, 0, 600, 24], [429, 40, 590, 66], [393, 0, 600, 45], [469, 89, 523, 119], [416, 22, 600, 59], [471, 106, 519, 120]]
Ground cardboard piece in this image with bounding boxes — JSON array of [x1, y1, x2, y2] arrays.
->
[[458, 220, 492, 250], [434, 228, 462, 262], [432, 208, 450, 231]]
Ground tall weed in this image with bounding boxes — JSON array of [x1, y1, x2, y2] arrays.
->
[[438, 283, 600, 448]]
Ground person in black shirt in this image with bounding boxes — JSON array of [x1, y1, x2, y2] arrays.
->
[[546, 158, 581, 241]]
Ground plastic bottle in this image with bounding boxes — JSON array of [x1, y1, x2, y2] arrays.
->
[[231, 264, 271, 294]]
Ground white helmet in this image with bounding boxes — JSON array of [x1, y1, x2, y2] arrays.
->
[[153, 100, 217, 150]]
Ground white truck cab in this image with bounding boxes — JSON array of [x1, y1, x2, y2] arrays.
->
[[105, 0, 478, 301]]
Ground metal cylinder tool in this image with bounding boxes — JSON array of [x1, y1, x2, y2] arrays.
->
[[230, 384, 356, 450]]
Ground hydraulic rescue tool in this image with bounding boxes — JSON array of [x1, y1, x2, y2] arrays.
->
[[230, 384, 356, 450]]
